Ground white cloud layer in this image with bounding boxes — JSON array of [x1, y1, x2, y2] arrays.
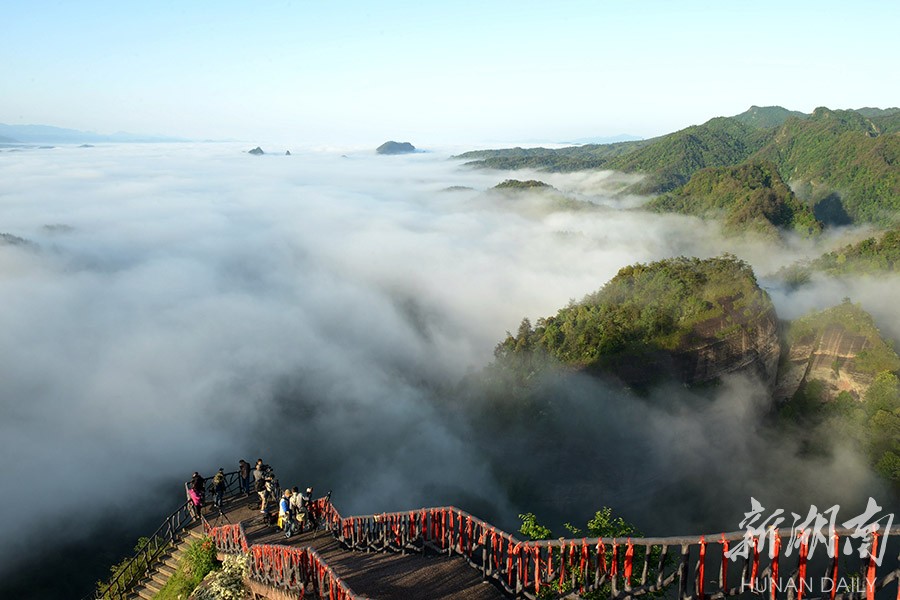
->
[[0, 143, 895, 586]]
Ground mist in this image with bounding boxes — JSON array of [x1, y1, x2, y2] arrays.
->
[[0, 144, 895, 595]]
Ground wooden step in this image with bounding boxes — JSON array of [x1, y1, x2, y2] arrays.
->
[[133, 584, 155, 600], [141, 577, 164, 594]]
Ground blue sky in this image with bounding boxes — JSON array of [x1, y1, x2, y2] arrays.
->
[[3, 0, 898, 144]]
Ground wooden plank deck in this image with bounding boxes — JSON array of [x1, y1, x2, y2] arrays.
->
[[204, 494, 507, 600]]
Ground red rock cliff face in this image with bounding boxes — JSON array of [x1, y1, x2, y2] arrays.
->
[[674, 298, 781, 387], [775, 325, 875, 401], [609, 294, 781, 389]]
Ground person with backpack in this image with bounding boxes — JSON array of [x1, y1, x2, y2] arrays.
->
[[211, 468, 226, 509]]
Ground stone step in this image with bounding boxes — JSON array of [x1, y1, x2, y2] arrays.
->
[[156, 562, 177, 577], [133, 584, 155, 600]]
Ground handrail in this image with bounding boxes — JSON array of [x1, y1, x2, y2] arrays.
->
[[205, 496, 899, 600], [206, 507, 365, 599], [87, 470, 244, 600], [327, 504, 899, 600]]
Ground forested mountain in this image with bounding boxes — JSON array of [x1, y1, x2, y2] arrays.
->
[[494, 256, 779, 388], [645, 161, 821, 238], [456, 106, 900, 227], [453, 139, 647, 172], [605, 117, 772, 192], [778, 227, 900, 286], [753, 108, 900, 224], [732, 105, 808, 130]]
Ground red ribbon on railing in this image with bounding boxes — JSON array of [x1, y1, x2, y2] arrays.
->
[[750, 536, 759, 590], [522, 543, 530, 589], [830, 533, 839, 600], [580, 539, 589, 594], [393, 514, 401, 547], [798, 530, 808, 600], [466, 516, 473, 556], [558, 544, 566, 592], [597, 541, 607, 576], [534, 544, 542, 595], [866, 532, 879, 600], [625, 538, 634, 588], [770, 531, 780, 600], [508, 543, 518, 588], [491, 530, 499, 573], [697, 536, 706, 600], [611, 542, 619, 580], [720, 534, 729, 591]]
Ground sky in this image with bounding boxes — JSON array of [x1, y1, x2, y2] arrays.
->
[[3, 0, 898, 145]]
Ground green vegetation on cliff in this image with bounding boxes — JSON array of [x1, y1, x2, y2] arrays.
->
[[495, 256, 770, 378], [153, 537, 219, 600], [787, 302, 900, 376], [780, 228, 900, 285], [646, 161, 821, 237], [778, 302, 900, 484]]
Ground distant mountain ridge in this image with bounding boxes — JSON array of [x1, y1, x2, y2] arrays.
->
[[0, 123, 188, 144], [455, 105, 900, 227]]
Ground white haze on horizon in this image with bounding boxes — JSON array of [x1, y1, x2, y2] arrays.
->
[[0, 143, 896, 581]]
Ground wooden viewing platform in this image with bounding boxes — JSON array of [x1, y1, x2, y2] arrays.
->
[[94, 471, 900, 600], [204, 494, 505, 599]]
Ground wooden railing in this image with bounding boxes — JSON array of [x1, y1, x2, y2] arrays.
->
[[322, 503, 899, 600], [151, 483, 900, 600], [206, 511, 365, 599], [206, 496, 899, 600]]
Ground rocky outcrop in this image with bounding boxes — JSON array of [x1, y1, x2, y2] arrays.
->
[[777, 325, 875, 401], [496, 256, 783, 391], [608, 293, 781, 389], [775, 303, 900, 402], [376, 141, 416, 155], [248, 146, 264, 155]]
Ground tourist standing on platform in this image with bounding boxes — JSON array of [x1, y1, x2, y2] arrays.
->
[[211, 468, 226, 508], [238, 459, 251, 496], [289, 486, 305, 531], [188, 472, 205, 521], [252, 459, 265, 486], [279, 490, 294, 537]]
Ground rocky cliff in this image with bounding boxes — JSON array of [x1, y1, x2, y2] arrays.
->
[[775, 302, 900, 402], [605, 291, 781, 388]]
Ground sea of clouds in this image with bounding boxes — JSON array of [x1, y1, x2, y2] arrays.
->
[[0, 143, 896, 593]]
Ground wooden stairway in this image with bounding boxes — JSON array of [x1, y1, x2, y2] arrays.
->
[[129, 525, 206, 600]]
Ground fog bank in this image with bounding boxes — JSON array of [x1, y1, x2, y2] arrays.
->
[[0, 144, 895, 595]]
